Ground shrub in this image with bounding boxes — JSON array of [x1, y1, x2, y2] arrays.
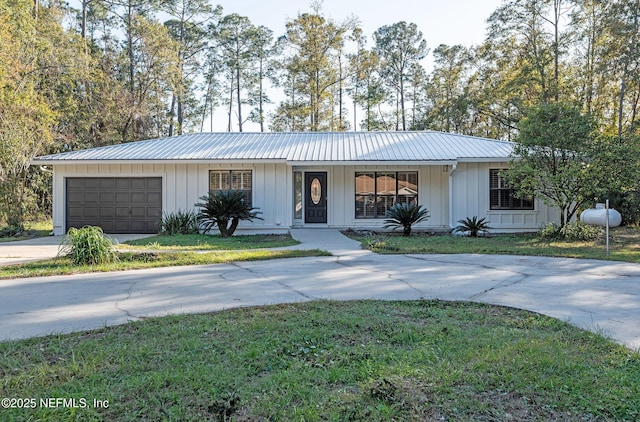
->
[[58, 226, 118, 265], [538, 221, 603, 241], [454, 216, 491, 237], [0, 223, 25, 238], [383, 203, 430, 236], [196, 191, 262, 238], [160, 210, 199, 235]]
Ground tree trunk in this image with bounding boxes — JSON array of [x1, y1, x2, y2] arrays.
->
[[236, 39, 243, 132], [168, 93, 176, 137]]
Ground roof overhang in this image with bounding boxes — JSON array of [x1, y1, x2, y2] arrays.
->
[[457, 157, 512, 163], [33, 159, 469, 166]]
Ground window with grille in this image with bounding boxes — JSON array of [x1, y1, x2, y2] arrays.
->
[[209, 170, 253, 207], [489, 169, 533, 210], [355, 171, 418, 218]]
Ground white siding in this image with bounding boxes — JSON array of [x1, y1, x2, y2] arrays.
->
[[451, 162, 559, 232], [51, 163, 290, 235], [51, 161, 559, 235], [318, 164, 449, 231]]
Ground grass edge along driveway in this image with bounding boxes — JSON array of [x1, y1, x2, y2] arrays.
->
[[0, 300, 638, 421], [0, 233, 328, 279]]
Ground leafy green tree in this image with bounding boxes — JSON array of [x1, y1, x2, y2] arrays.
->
[[248, 25, 276, 132], [426, 44, 473, 133], [0, 1, 75, 226], [213, 13, 265, 132], [163, 0, 214, 135], [506, 103, 602, 227], [275, 8, 357, 131], [349, 47, 388, 131], [603, 0, 640, 136], [373, 21, 428, 131]]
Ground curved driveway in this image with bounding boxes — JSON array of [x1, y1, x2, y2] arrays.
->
[[1, 229, 639, 350]]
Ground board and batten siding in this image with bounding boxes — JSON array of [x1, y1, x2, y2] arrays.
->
[[451, 162, 559, 232], [51, 161, 559, 236], [320, 164, 450, 230], [51, 163, 291, 235]]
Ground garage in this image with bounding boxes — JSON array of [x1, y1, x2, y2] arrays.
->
[[66, 177, 162, 234]]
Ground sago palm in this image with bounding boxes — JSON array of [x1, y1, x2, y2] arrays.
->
[[383, 202, 430, 236], [196, 191, 262, 237]]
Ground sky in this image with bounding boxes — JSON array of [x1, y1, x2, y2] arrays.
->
[[213, 0, 504, 57]]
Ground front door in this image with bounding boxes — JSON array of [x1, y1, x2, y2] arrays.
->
[[305, 172, 327, 223]]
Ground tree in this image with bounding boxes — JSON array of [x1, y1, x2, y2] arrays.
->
[[487, 0, 573, 104], [275, 7, 357, 131], [214, 13, 264, 132], [426, 44, 473, 133], [506, 103, 601, 227], [373, 21, 428, 131], [0, 1, 82, 226], [604, 0, 640, 136], [249, 25, 276, 132], [163, 0, 214, 136], [349, 47, 387, 131], [122, 15, 180, 140]]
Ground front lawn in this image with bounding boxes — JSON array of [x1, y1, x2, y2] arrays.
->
[[121, 233, 299, 250], [349, 226, 640, 263], [0, 220, 52, 242], [1, 300, 638, 421], [0, 249, 328, 280]]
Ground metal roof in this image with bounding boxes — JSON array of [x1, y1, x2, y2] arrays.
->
[[34, 131, 514, 163]]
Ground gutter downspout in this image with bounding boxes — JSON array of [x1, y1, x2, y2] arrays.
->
[[448, 163, 457, 230]]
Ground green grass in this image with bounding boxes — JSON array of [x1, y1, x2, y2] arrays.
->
[[0, 249, 328, 280], [0, 220, 52, 242], [122, 233, 299, 250], [350, 226, 640, 263], [1, 300, 638, 421]]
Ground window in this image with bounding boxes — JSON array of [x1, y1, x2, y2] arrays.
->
[[490, 169, 533, 210], [355, 171, 418, 218], [209, 170, 253, 207], [293, 171, 302, 220]]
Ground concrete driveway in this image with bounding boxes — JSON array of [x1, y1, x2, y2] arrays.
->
[[0, 234, 154, 266], [0, 229, 639, 350]]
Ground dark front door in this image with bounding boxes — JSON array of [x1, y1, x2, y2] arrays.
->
[[305, 172, 327, 223]]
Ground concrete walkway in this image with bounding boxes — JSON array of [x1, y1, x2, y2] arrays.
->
[[0, 229, 639, 350]]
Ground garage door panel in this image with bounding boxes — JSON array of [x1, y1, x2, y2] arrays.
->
[[115, 193, 130, 203], [100, 208, 115, 218], [114, 207, 129, 217], [147, 192, 161, 203], [131, 179, 147, 189], [147, 207, 162, 218], [131, 192, 146, 204], [67, 207, 85, 218], [66, 177, 162, 234], [83, 193, 99, 203], [130, 207, 145, 218], [147, 178, 162, 190], [83, 207, 99, 218], [99, 179, 115, 189], [100, 192, 114, 202], [115, 179, 131, 189]]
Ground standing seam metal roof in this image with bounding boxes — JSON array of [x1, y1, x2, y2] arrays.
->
[[34, 131, 515, 162]]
